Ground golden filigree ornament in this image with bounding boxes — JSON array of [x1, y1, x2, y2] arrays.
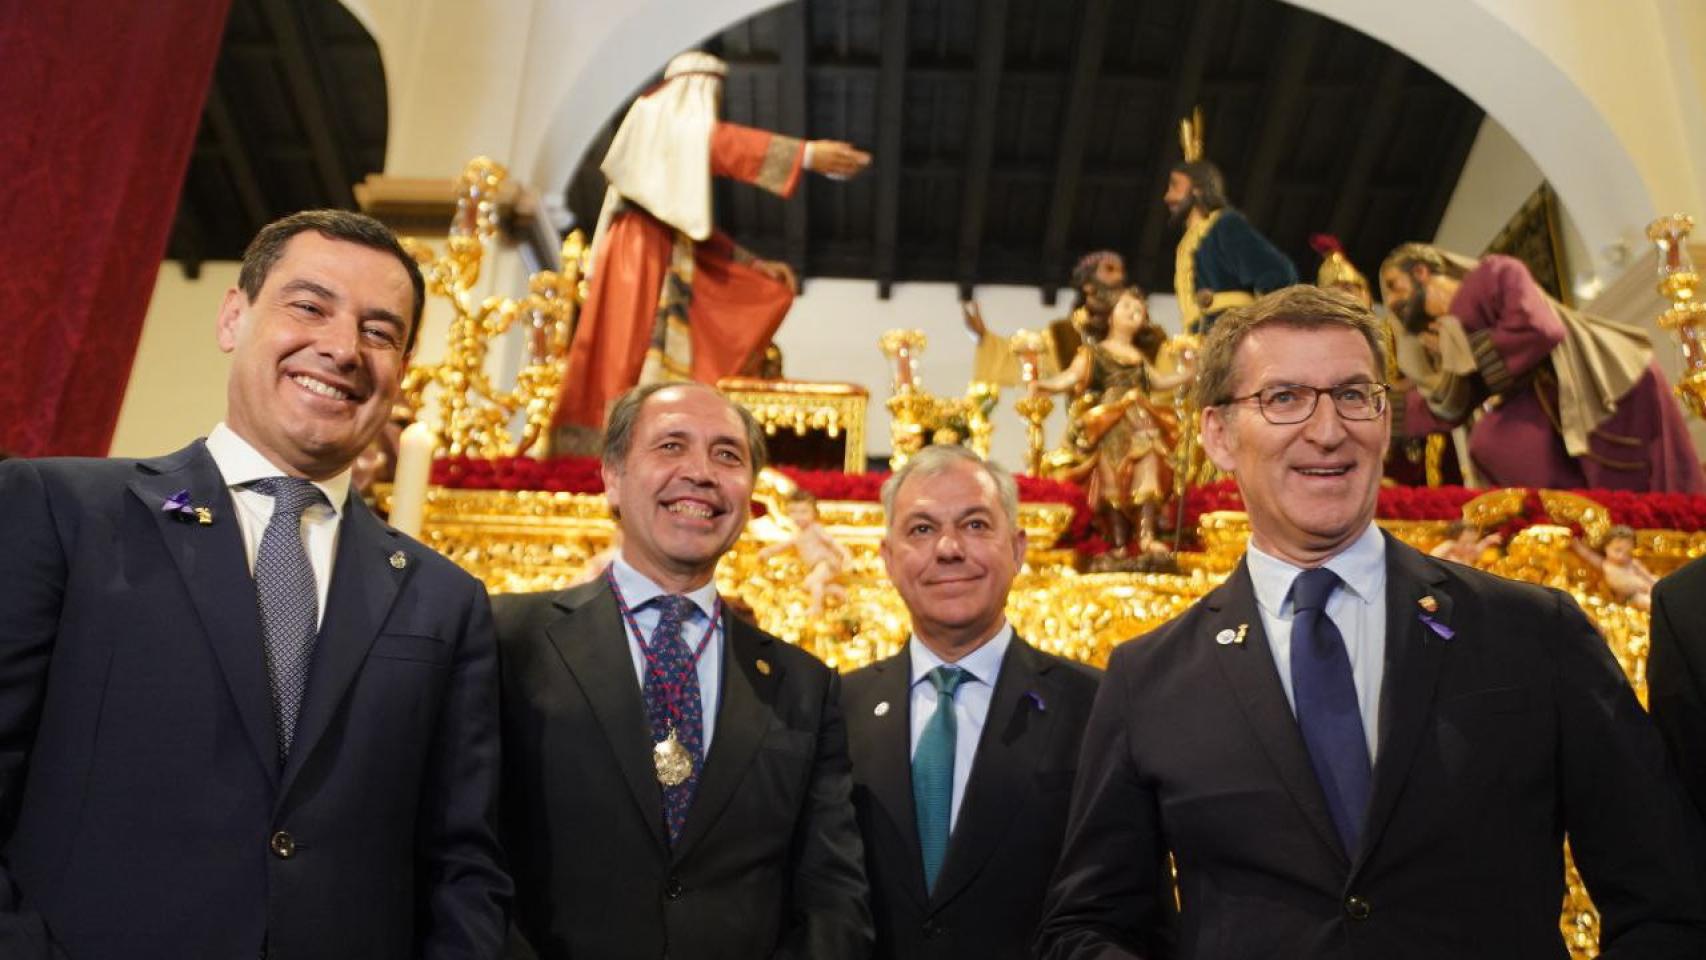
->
[[398, 157, 591, 459], [653, 728, 693, 787], [1647, 213, 1706, 419], [879, 329, 996, 469]]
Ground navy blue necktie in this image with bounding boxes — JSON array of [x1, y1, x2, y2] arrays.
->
[[913, 665, 967, 893], [642, 595, 704, 845], [250, 477, 326, 767], [1290, 567, 1372, 854]]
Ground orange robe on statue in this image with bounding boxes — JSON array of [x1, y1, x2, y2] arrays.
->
[[554, 122, 805, 432]]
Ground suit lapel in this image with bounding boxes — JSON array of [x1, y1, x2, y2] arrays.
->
[[672, 614, 781, 861], [930, 637, 1053, 908], [129, 442, 278, 789], [863, 651, 928, 907], [1208, 562, 1348, 865], [548, 580, 668, 853], [1354, 535, 1450, 872], [282, 495, 404, 790]]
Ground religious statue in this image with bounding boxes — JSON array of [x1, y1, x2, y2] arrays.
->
[[1428, 519, 1502, 567], [1570, 525, 1657, 611], [963, 250, 1125, 386], [1380, 242, 1706, 493], [1168, 107, 1297, 335], [551, 50, 872, 452], [757, 490, 852, 616], [1031, 285, 1195, 560]]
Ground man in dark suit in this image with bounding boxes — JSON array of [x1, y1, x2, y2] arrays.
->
[[1650, 558, 1706, 820], [495, 381, 871, 959], [842, 445, 1097, 959], [0, 210, 510, 959], [1037, 285, 1706, 959]]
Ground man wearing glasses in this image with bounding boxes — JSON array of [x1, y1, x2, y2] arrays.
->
[[1036, 286, 1706, 959]]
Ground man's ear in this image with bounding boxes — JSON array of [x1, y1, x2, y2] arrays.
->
[[215, 288, 248, 354], [1200, 405, 1239, 474], [600, 462, 622, 517]]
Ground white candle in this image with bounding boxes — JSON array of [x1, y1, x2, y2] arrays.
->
[[389, 421, 436, 538]]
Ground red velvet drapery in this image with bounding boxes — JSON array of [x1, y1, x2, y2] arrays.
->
[[0, 0, 230, 457]]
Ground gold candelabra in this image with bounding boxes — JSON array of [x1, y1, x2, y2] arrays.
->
[[1648, 213, 1706, 419], [1010, 329, 1055, 476], [879, 329, 996, 469], [398, 157, 589, 458]]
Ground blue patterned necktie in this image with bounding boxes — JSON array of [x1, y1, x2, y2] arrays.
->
[[642, 594, 705, 845], [1290, 567, 1372, 854], [250, 477, 326, 767], [913, 665, 968, 893]]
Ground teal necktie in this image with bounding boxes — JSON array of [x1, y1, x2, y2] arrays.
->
[[913, 665, 968, 893]]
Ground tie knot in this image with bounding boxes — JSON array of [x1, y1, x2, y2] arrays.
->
[[652, 594, 697, 627], [926, 665, 969, 698], [1291, 567, 1342, 614], [251, 477, 325, 519]]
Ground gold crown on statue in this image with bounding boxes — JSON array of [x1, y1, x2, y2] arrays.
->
[[1310, 234, 1369, 295], [1178, 105, 1205, 163]]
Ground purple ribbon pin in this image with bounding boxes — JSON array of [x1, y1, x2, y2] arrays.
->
[[1418, 613, 1454, 640], [1025, 690, 1046, 712], [162, 489, 197, 520]]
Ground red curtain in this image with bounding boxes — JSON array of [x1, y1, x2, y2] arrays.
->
[[0, 0, 230, 457]]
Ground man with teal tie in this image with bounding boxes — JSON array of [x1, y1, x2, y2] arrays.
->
[[842, 445, 1099, 958]]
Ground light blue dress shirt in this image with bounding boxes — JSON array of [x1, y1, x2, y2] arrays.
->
[[1245, 522, 1388, 762], [609, 556, 725, 750], [907, 624, 1013, 831]]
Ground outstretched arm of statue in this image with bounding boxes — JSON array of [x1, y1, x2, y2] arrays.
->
[[804, 140, 872, 179], [1032, 347, 1091, 396]]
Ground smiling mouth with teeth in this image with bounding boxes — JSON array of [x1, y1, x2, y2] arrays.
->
[[1297, 466, 1351, 476], [666, 500, 718, 519], [291, 374, 353, 401]]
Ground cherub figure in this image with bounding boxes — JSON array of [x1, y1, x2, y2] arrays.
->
[[1428, 520, 1502, 566], [1571, 524, 1656, 611], [758, 490, 853, 615]]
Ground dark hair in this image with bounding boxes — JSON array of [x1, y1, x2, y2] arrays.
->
[[1606, 524, 1636, 543], [238, 210, 427, 353], [1069, 250, 1124, 290], [1193, 285, 1388, 410], [601, 381, 769, 475], [1170, 160, 1229, 213]]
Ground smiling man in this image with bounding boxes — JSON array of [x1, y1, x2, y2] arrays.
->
[[842, 445, 1099, 959], [1036, 286, 1706, 960], [0, 210, 510, 959], [494, 381, 872, 960]]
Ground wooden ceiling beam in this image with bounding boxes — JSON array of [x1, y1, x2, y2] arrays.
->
[[1038, 0, 1113, 306], [1326, 51, 1408, 244], [1415, 99, 1486, 245], [256, 0, 354, 206], [1134, 0, 1222, 287], [1241, 13, 1320, 228], [204, 81, 271, 240], [871, 0, 909, 299], [954, 0, 1009, 300], [779, 1, 810, 285]]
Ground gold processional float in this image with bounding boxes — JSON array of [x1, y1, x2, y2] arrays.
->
[[378, 159, 1706, 959]]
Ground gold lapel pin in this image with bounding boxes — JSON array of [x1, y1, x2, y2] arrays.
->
[[874, 701, 890, 717], [389, 551, 408, 570], [1418, 595, 1439, 613], [1215, 629, 1236, 646], [756, 658, 772, 676], [194, 507, 213, 526]]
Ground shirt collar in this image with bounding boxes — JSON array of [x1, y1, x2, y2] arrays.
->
[[609, 554, 721, 621], [205, 423, 350, 515], [1246, 521, 1386, 617], [908, 622, 1013, 690]]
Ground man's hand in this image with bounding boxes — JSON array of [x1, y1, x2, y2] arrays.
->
[[962, 301, 988, 339], [753, 258, 799, 293], [806, 141, 872, 179]]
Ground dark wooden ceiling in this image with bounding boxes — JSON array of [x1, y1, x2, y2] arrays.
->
[[166, 0, 1483, 305], [167, 0, 387, 277], [568, 0, 1484, 303]]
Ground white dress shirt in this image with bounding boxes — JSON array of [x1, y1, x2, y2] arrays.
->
[[204, 423, 350, 629], [608, 555, 726, 751], [1245, 523, 1387, 762], [907, 623, 1013, 831]]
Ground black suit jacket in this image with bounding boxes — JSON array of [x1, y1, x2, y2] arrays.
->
[[1038, 533, 1706, 959], [842, 636, 1098, 960], [1651, 556, 1706, 822], [0, 444, 509, 960], [494, 578, 872, 960]]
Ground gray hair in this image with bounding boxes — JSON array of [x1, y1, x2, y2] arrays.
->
[[601, 382, 769, 475], [880, 445, 1020, 529]]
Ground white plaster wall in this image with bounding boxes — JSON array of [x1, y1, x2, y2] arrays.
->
[[110, 265, 238, 458]]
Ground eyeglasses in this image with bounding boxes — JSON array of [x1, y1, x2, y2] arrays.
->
[[1219, 382, 1389, 425]]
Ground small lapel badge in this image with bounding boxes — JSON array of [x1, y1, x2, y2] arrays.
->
[[389, 551, 408, 570], [194, 507, 213, 525], [1216, 624, 1249, 646], [756, 658, 772, 676], [874, 701, 890, 717], [1418, 595, 1439, 613]]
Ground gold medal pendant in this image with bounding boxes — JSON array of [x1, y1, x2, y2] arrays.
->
[[653, 727, 694, 787]]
